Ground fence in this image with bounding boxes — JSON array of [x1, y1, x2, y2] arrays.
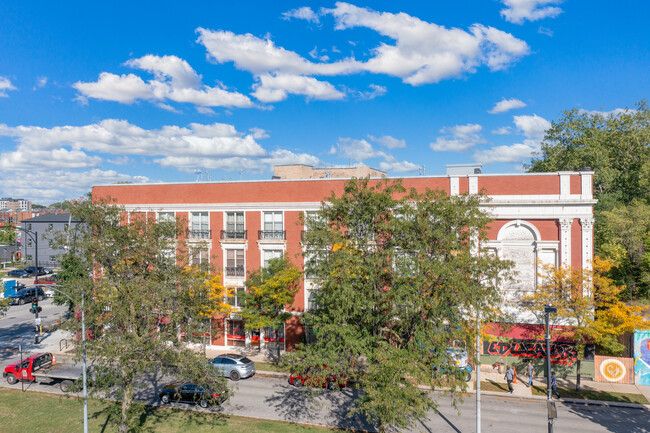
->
[[594, 355, 635, 384]]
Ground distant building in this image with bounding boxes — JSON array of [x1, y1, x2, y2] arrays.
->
[[273, 164, 386, 179], [0, 198, 31, 212], [21, 213, 82, 268]]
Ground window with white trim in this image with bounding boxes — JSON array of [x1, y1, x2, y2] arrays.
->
[[263, 250, 282, 268], [262, 212, 283, 239], [226, 249, 245, 276], [190, 212, 209, 239]]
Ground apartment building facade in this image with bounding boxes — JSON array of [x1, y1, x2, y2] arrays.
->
[[92, 169, 596, 351]]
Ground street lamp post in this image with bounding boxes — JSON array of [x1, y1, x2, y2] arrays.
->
[[544, 304, 557, 433], [36, 283, 88, 433]]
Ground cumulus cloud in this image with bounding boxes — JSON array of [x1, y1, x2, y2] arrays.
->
[[578, 108, 636, 117], [197, 3, 529, 87], [73, 55, 254, 108], [0, 76, 17, 97], [368, 135, 406, 149], [379, 160, 420, 173], [431, 124, 485, 152], [282, 6, 320, 23], [355, 84, 386, 100], [500, 0, 563, 24], [252, 73, 345, 102], [492, 126, 512, 135], [330, 137, 389, 162], [474, 114, 551, 164], [488, 97, 527, 114], [538, 26, 554, 36]]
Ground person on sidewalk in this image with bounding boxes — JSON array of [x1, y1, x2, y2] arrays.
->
[[526, 360, 534, 388], [551, 371, 561, 398], [505, 365, 514, 393]]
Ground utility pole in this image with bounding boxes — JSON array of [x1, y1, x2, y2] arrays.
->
[[545, 305, 557, 433], [476, 311, 481, 433]]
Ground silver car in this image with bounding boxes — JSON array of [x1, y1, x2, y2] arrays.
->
[[208, 354, 255, 381]]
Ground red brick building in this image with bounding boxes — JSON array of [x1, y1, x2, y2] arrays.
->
[[92, 166, 596, 352]]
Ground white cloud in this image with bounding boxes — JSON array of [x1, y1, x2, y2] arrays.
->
[[282, 7, 320, 23], [488, 97, 527, 114], [538, 26, 554, 36], [513, 114, 551, 138], [430, 124, 485, 152], [355, 84, 386, 100], [578, 108, 636, 117], [500, 0, 563, 24], [74, 55, 254, 108], [331, 137, 388, 162], [474, 114, 551, 164], [492, 126, 512, 135], [249, 127, 269, 139], [34, 76, 48, 89], [368, 135, 406, 149], [0, 76, 17, 97], [379, 160, 420, 173], [197, 4, 529, 86], [474, 140, 540, 164], [252, 73, 345, 102]]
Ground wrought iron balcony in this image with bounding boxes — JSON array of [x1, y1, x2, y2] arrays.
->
[[221, 230, 247, 240], [258, 230, 286, 240], [225, 266, 245, 277]]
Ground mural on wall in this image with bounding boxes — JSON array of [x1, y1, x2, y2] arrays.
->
[[634, 331, 650, 386], [484, 340, 594, 365]]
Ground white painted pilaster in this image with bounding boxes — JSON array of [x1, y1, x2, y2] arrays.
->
[[559, 218, 572, 266], [560, 173, 571, 199], [469, 176, 478, 194], [450, 177, 460, 196], [581, 173, 593, 200], [580, 218, 594, 271]]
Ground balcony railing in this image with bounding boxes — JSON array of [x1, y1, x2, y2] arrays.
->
[[225, 266, 245, 277], [258, 230, 286, 240], [221, 230, 247, 240], [188, 229, 211, 239]]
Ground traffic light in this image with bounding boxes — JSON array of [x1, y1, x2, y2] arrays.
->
[[30, 297, 42, 314]]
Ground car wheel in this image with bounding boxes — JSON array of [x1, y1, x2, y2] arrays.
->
[[37, 295, 44, 302], [199, 399, 208, 408], [465, 371, 472, 382], [18, 298, 25, 305], [293, 379, 303, 388], [6, 373, 17, 385], [327, 381, 336, 390], [229, 370, 240, 381], [161, 394, 170, 404], [60, 380, 73, 392]]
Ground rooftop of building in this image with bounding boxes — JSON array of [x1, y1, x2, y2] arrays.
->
[[21, 212, 81, 223]]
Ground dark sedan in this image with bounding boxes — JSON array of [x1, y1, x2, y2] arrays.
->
[[7, 269, 30, 278], [159, 381, 226, 408], [24, 266, 49, 276]]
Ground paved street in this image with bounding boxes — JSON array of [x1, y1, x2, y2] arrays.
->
[[1, 369, 647, 433]]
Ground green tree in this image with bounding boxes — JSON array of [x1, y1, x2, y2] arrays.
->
[[520, 257, 649, 390], [289, 178, 511, 432], [59, 201, 231, 433], [241, 257, 301, 361], [0, 228, 16, 245], [528, 101, 650, 299]]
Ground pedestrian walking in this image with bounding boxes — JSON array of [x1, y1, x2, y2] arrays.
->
[[505, 365, 514, 393], [526, 360, 534, 388], [551, 371, 560, 398]]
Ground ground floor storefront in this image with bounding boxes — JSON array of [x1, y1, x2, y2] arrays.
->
[[208, 315, 304, 353]]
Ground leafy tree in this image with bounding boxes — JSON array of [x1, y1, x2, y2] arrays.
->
[[527, 101, 650, 299], [241, 257, 301, 361], [520, 257, 649, 390], [289, 178, 511, 432], [0, 228, 16, 245], [59, 200, 231, 433]]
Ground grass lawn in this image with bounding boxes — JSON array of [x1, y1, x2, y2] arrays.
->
[[256, 361, 290, 373], [0, 388, 337, 433], [530, 385, 650, 405], [476, 380, 509, 393]]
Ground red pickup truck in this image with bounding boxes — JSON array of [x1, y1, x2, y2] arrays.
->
[[3, 352, 85, 392]]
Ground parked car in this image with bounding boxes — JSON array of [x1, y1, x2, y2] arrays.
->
[[289, 366, 349, 390], [159, 381, 226, 408], [7, 287, 46, 305], [24, 266, 49, 276], [35, 274, 57, 285], [207, 354, 255, 381], [7, 269, 30, 278]]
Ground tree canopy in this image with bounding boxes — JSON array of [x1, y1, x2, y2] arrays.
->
[[57, 200, 231, 433], [289, 178, 511, 431], [528, 101, 650, 299]]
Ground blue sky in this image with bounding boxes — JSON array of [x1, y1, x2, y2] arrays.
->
[[0, 1, 647, 204]]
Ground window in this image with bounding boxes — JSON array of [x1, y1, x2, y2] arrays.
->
[[261, 212, 284, 239], [226, 249, 245, 276], [64, 223, 69, 231], [27, 239, 32, 247], [263, 250, 282, 268], [158, 212, 175, 223], [27, 223, 32, 230], [227, 287, 245, 308], [49, 256, 57, 262], [26, 255, 32, 261], [225, 212, 245, 239], [190, 212, 210, 239], [307, 290, 319, 311], [48, 224, 53, 230], [191, 248, 210, 269]]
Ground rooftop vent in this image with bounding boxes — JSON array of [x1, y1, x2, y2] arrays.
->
[[446, 163, 482, 176]]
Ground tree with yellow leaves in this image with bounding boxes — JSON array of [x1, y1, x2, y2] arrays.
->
[[521, 256, 649, 390]]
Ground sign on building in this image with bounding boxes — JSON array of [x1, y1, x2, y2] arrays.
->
[[634, 331, 650, 386]]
